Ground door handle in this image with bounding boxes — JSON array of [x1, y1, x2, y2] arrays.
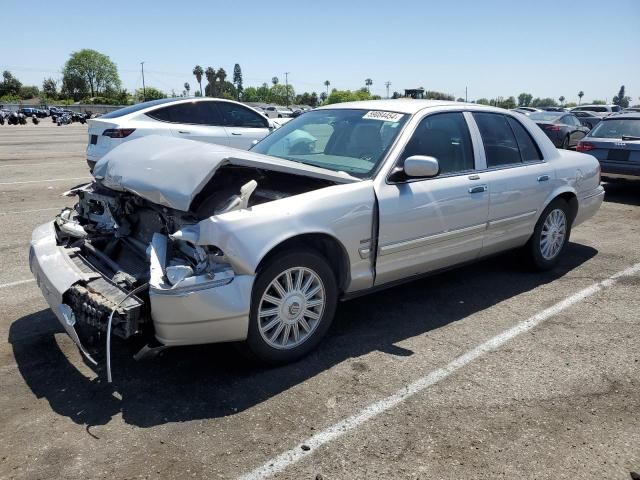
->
[[231, 132, 242, 136], [178, 130, 191, 134], [537, 175, 550, 182], [468, 185, 488, 194]]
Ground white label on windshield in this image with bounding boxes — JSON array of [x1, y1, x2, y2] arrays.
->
[[362, 111, 404, 122]]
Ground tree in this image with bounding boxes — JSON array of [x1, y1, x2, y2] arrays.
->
[[476, 98, 490, 105], [42, 77, 57, 99], [326, 87, 376, 105], [135, 86, 165, 102], [205, 67, 216, 97], [558, 96, 565, 106], [319, 91, 328, 103], [578, 90, 584, 105], [60, 72, 88, 101], [365, 78, 372, 93], [19, 86, 39, 99], [531, 97, 558, 107], [271, 76, 279, 85], [192, 65, 204, 96], [242, 86, 260, 102], [391, 91, 401, 99], [591, 99, 606, 105], [0, 70, 22, 97], [324, 80, 330, 96], [217, 68, 227, 84], [62, 49, 120, 98], [270, 83, 295, 105], [612, 85, 630, 108], [517, 92, 533, 107], [425, 90, 455, 101], [233, 63, 243, 100], [184, 82, 190, 96]]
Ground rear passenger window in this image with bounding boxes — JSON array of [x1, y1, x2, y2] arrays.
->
[[473, 113, 522, 167], [147, 102, 221, 125], [506, 117, 542, 161], [401, 112, 474, 175]]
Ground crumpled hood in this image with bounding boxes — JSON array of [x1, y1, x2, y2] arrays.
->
[[92, 135, 358, 212]]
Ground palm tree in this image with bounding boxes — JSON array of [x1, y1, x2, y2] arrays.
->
[[192, 65, 204, 96], [559, 96, 565, 106], [324, 80, 330, 96], [272, 76, 279, 85], [578, 91, 584, 105], [365, 78, 373, 93], [184, 82, 190, 96], [205, 67, 216, 97], [217, 68, 227, 84]]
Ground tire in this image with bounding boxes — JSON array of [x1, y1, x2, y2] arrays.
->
[[561, 135, 570, 149], [244, 249, 337, 364], [522, 198, 571, 270]]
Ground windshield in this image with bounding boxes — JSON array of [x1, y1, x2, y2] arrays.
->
[[529, 112, 562, 122], [589, 119, 640, 139], [251, 109, 408, 177]]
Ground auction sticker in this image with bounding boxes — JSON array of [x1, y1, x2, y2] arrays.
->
[[362, 111, 404, 122]]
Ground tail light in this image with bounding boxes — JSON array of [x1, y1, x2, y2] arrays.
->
[[102, 128, 136, 138], [576, 142, 594, 152], [544, 125, 562, 131]]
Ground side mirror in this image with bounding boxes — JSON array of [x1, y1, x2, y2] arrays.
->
[[404, 155, 440, 178]]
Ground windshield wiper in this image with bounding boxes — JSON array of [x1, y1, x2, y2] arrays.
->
[[621, 135, 640, 141]]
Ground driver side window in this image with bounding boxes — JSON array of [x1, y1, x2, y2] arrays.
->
[[401, 112, 474, 175]]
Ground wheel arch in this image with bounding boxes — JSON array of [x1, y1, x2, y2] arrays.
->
[[255, 232, 351, 295], [541, 187, 579, 225]]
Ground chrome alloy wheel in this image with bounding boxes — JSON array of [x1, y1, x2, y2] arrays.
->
[[540, 208, 567, 260], [257, 267, 326, 350]]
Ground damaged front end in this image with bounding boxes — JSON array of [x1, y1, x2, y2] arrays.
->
[[30, 148, 343, 376]]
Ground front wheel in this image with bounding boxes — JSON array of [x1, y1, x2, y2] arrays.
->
[[245, 250, 337, 364], [522, 198, 571, 270]]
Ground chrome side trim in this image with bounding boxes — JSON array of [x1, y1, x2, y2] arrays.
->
[[488, 210, 537, 228], [379, 223, 487, 256]]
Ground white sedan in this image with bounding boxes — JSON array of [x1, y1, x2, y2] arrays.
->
[[31, 100, 604, 371], [86, 98, 274, 170]]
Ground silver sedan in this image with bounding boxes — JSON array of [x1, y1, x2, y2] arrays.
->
[[30, 100, 604, 371]]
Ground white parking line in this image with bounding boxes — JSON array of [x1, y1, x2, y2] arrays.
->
[[0, 162, 82, 168], [237, 261, 640, 480], [0, 279, 35, 290], [0, 207, 64, 216], [0, 177, 89, 186]]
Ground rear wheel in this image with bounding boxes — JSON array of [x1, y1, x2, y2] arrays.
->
[[522, 198, 571, 270], [245, 249, 337, 364]]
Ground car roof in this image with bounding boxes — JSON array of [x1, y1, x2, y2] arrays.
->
[[602, 113, 640, 120], [315, 99, 476, 115]]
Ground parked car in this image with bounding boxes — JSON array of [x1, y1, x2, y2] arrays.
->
[[30, 100, 603, 372], [576, 112, 640, 178], [538, 106, 567, 112], [570, 105, 622, 117], [263, 105, 293, 118], [86, 98, 275, 170], [529, 111, 590, 149], [18, 107, 46, 118], [571, 110, 602, 129]]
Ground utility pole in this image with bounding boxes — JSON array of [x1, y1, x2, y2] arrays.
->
[[284, 72, 290, 106], [141, 61, 146, 102], [465, 86, 468, 103], [385, 81, 391, 99]]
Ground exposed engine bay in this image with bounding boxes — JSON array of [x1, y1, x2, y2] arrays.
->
[[53, 165, 336, 342]]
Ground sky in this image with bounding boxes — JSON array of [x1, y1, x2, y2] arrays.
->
[[2, 0, 639, 104]]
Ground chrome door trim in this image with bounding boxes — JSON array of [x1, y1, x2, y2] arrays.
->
[[487, 210, 537, 228], [378, 222, 487, 256]]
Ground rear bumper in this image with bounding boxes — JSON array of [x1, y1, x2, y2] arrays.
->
[[600, 161, 640, 177], [574, 185, 605, 227]]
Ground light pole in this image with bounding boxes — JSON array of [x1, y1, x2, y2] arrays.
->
[[284, 72, 290, 106], [385, 81, 391, 99], [140, 61, 146, 102]]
